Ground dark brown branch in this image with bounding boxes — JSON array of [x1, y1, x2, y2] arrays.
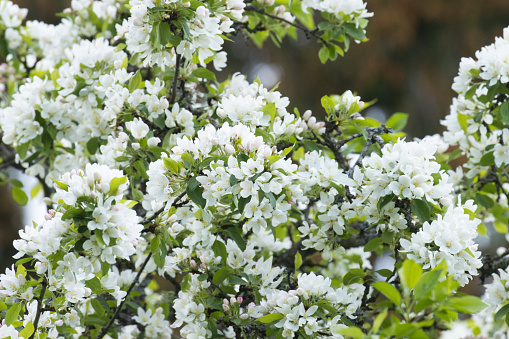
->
[[169, 52, 182, 105], [94, 252, 153, 339], [29, 277, 47, 339]]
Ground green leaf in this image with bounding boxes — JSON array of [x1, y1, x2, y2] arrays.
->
[[399, 259, 422, 290], [411, 199, 431, 223], [364, 237, 383, 252], [318, 45, 329, 64], [181, 152, 195, 166], [11, 186, 28, 206], [224, 227, 246, 251], [95, 230, 106, 247], [495, 303, 509, 322], [479, 151, 495, 167], [372, 281, 401, 305], [51, 178, 69, 191], [150, 236, 160, 254], [414, 269, 442, 299], [19, 321, 34, 339], [456, 113, 469, 133], [109, 176, 127, 196], [262, 102, 277, 121], [91, 298, 105, 317], [5, 302, 22, 326], [377, 194, 396, 212], [445, 296, 488, 314], [343, 269, 364, 285], [86, 277, 102, 295], [295, 252, 303, 270], [500, 101, 509, 125], [163, 157, 180, 173], [372, 308, 387, 333], [192, 67, 216, 81], [212, 267, 230, 285], [87, 137, 100, 155], [338, 326, 364, 339], [187, 176, 206, 209], [31, 182, 43, 198], [128, 70, 142, 92], [475, 193, 494, 209], [257, 313, 284, 323], [448, 149, 463, 162], [134, 160, 149, 179], [343, 23, 366, 40], [386, 113, 409, 131], [237, 196, 250, 213], [212, 240, 227, 265]]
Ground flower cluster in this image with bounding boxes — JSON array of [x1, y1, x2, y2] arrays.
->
[[400, 200, 482, 286], [350, 137, 453, 231]]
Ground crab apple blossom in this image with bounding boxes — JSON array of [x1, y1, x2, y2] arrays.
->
[[0, 0, 508, 338]]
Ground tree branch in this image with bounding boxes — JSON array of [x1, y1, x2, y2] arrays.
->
[[169, 52, 182, 105], [94, 252, 153, 339], [28, 277, 47, 339]]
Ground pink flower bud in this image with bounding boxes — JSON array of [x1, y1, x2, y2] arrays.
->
[[200, 263, 206, 269], [190, 260, 196, 267], [237, 297, 243, 303], [44, 214, 52, 221], [223, 298, 229, 304], [223, 304, 230, 311], [48, 209, 56, 216]]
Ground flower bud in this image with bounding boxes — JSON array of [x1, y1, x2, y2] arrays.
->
[[147, 137, 160, 147], [237, 297, 243, 303], [200, 263, 206, 269], [225, 144, 235, 154], [223, 304, 230, 311], [303, 110, 312, 120], [183, 1, 191, 7], [223, 298, 229, 304], [190, 260, 196, 267], [240, 313, 249, 320], [230, 297, 236, 304], [132, 142, 141, 150], [44, 214, 52, 221]]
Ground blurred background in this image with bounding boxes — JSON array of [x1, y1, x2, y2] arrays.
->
[[2, 0, 509, 279]]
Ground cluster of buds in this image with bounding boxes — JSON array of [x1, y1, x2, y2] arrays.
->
[[302, 110, 326, 134]]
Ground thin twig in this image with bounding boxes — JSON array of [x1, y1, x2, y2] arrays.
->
[[29, 277, 47, 339], [169, 52, 182, 105], [245, 5, 328, 45], [94, 252, 153, 339]]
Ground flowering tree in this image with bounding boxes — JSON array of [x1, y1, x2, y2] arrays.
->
[[0, 0, 509, 338]]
